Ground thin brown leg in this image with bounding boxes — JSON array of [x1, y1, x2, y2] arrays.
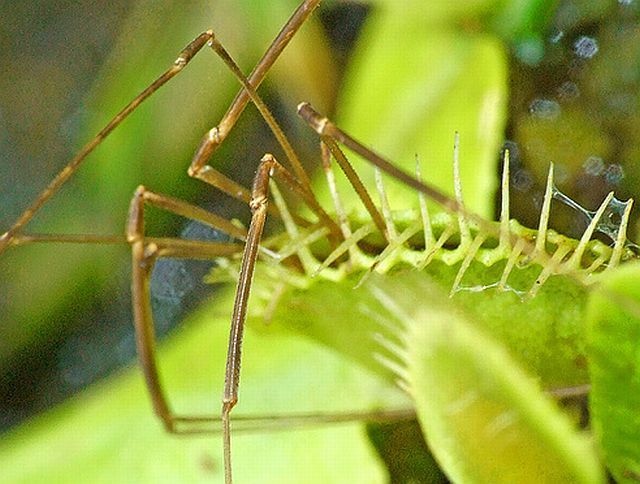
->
[[189, 0, 322, 188], [219, 150, 346, 482], [297, 103, 464, 216], [126, 185, 244, 433], [201, 34, 343, 245], [221, 153, 292, 484], [1, 0, 323, 256], [0, 31, 213, 255], [296, 103, 577, 279], [321, 136, 389, 240], [128, 186, 248, 242], [217, 150, 388, 479]]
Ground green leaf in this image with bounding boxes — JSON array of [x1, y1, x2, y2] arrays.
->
[[323, 6, 507, 218], [0, 287, 404, 483], [269, 264, 600, 482], [406, 283, 604, 484], [270, 256, 591, 389], [587, 262, 640, 482]]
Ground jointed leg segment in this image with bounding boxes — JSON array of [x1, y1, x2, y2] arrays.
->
[[0, 30, 213, 254], [127, 185, 245, 433]]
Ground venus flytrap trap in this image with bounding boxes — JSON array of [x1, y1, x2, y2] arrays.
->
[[587, 263, 640, 483], [1, 1, 639, 482]]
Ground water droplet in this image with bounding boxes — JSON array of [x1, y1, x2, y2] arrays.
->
[[583, 156, 605, 176], [557, 81, 580, 101], [549, 29, 564, 44], [515, 38, 545, 66], [529, 98, 561, 120], [512, 169, 534, 192], [574, 36, 599, 59], [604, 164, 625, 185]]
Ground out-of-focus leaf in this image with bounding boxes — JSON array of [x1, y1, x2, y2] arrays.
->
[[323, 6, 507, 219], [366, 419, 448, 483], [490, 0, 558, 41], [406, 285, 604, 484], [0, 287, 404, 482], [587, 262, 640, 482], [365, 0, 501, 24]]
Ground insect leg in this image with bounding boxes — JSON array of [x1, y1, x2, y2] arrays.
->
[[0, 30, 213, 255], [296, 102, 573, 280], [190, 8, 344, 243], [221, 154, 275, 484], [126, 185, 245, 434], [189, 0, 322, 189], [221, 150, 340, 483]]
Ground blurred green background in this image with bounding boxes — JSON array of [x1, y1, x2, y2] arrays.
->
[[0, 0, 639, 480]]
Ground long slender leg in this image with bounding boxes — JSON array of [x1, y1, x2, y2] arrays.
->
[[218, 152, 338, 483], [128, 158, 330, 439], [189, 0, 322, 189], [0, 0, 323, 256], [0, 31, 213, 254], [297, 103, 466, 217], [203, 31, 343, 244], [126, 185, 246, 433], [221, 154, 277, 484], [321, 136, 389, 239]]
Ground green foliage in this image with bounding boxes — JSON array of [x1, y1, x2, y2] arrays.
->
[[0, 0, 335, 367], [2, 1, 638, 483], [588, 263, 640, 483], [0, 296, 401, 482], [407, 286, 603, 484], [333, 3, 507, 218]]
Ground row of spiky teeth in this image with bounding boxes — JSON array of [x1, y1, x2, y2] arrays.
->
[[261, 140, 635, 299]]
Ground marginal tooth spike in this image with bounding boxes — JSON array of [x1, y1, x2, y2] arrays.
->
[[415, 155, 435, 252], [453, 132, 471, 249], [372, 332, 409, 366], [585, 255, 607, 275], [375, 168, 397, 240], [499, 149, 511, 252], [320, 141, 364, 267], [535, 163, 555, 256], [371, 222, 422, 274], [357, 224, 420, 284], [276, 226, 330, 262], [565, 191, 614, 271], [261, 282, 287, 324], [450, 233, 487, 297], [417, 226, 455, 270], [528, 243, 572, 299], [369, 283, 412, 332], [312, 224, 374, 277], [269, 179, 318, 275], [481, 148, 514, 268], [373, 351, 410, 383], [395, 378, 413, 397], [608, 198, 634, 270], [498, 238, 526, 291], [321, 141, 352, 239]]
